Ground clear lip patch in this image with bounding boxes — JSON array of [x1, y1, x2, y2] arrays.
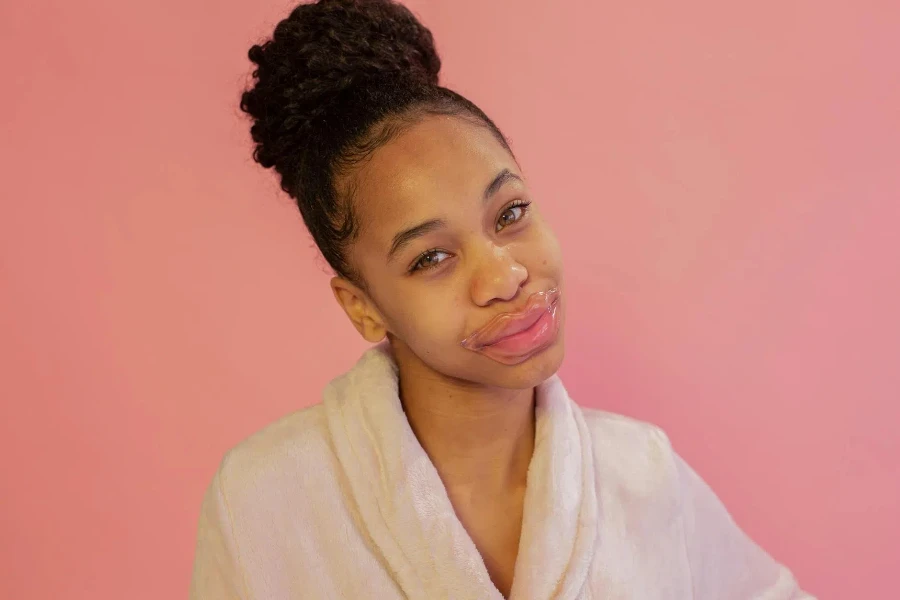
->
[[460, 287, 561, 350]]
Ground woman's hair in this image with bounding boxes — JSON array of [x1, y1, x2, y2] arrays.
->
[[240, 0, 512, 282]]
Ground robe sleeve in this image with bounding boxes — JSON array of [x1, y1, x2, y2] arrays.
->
[[674, 452, 816, 599], [189, 465, 249, 600]]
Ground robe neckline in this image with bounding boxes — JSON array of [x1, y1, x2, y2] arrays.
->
[[323, 343, 599, 599]]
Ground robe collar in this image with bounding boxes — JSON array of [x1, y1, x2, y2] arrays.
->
[[324, 344, 598, 599]]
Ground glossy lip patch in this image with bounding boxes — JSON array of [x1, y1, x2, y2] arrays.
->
[[460, 288, 561, 362]]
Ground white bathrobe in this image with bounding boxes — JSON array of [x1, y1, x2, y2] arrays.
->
[[190, 344, 814, 599]]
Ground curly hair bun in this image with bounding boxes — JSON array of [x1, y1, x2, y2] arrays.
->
[[241, 0, 441, 170], [238, 1, 508, 280]]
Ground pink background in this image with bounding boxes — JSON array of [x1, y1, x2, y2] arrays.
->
[[2, 0, 898, 597]]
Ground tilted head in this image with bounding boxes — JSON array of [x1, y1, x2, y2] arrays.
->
[[241, 0, 565, 389]]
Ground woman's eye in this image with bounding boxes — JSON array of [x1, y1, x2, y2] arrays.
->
[[496, 202, 530, 232], [410, 249, 450, 273]]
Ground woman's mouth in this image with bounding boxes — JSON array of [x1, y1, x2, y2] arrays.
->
[[460, 288, 562, 364]]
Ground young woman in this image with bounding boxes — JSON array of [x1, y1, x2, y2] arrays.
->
[[190, 1, 814, 598]]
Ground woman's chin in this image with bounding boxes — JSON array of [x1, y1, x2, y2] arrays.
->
[[392, 328, 565, 391], [478, 331, 566, 390]]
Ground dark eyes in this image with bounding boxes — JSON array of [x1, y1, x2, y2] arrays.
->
[[410, 249, 451, 272], [408, 200, 532, 273]]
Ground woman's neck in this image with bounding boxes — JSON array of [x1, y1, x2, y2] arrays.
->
[[393, 346, 536, 496]]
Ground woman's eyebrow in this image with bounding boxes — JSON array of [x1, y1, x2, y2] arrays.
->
[[386, 169, 522, 262], [387, 218, 446, 262], [484, 168, 523, 201]]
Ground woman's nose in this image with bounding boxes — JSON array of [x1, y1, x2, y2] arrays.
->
[[470, 243, 529, 307]]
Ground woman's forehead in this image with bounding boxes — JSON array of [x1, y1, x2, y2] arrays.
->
[[351, 115, 518, 236]]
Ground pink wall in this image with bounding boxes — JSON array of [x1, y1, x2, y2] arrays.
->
[[2, 0, 897, 597]]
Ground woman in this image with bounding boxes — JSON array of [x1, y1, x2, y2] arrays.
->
[[190, 1, 813, 598]]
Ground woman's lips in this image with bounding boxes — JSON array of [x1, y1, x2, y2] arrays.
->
[[460, 288, 562, 363]]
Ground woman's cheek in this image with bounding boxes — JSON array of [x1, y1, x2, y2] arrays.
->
[[516, 226, 562, 274], [535, 225, 563, 270], [399, 293, 459, 342]]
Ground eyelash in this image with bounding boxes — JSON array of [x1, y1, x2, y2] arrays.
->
[[407, 200, 532, 274], [496, 200, 532, 232]]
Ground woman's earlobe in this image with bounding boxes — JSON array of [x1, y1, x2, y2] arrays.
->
[[359, 318, 387, 343], [330, 276, 386, 342]]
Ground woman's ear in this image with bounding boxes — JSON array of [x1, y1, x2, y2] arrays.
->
[[330, 276, 387, 343]]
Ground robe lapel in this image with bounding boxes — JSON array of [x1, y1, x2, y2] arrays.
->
[[324, 345, 501, 599], [324, 345, 598, 600], [508, 375, 599, 600]]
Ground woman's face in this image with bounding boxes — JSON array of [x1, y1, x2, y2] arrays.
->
[[332, 114, 565, 390]]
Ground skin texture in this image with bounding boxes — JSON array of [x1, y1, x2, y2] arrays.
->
[[329, 114, 566, 597]]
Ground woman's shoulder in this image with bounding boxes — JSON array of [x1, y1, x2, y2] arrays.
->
[[211, 403, 339, 502], [579, 406, 674, 453], [577, 406, 680, 497]]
